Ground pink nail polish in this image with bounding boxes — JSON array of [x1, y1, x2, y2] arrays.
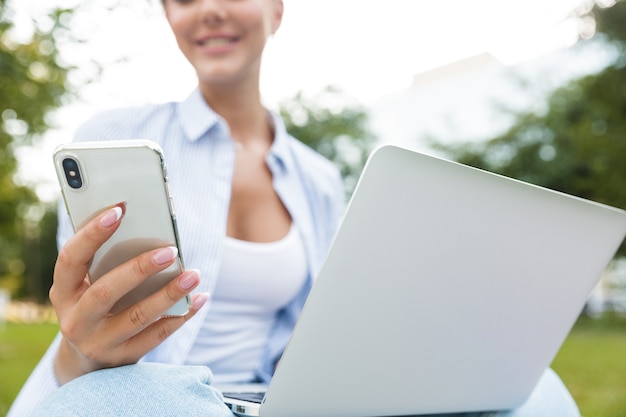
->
[[179, 270, 200, 290], [153, 246, 178, 265], [100, 206, 123, 227], [192, 293, 210, 310]]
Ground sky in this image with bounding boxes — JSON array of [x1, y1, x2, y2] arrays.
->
[[10, 0, 589, 201]]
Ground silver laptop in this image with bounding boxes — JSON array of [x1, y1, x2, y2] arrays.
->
[[220, 145, 626, 417]]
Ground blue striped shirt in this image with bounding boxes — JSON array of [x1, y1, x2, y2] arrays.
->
[[8, 88, 344, 416]]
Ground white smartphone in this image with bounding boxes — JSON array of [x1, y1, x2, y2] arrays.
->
[[53, 139, 191, 317]]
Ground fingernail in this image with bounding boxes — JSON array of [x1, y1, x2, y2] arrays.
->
[[100, 206, 123, 228], [192, 292, 210, 310], [179, 269, 200, 290], [153, 246, 178, 265]]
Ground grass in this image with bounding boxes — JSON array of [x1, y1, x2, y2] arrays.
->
[[551, 314, 626, 417], [0, 322, 59, 417], [0, 316, 625, 416]]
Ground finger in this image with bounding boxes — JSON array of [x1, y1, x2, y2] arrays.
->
[[111, 269, 202, 339], [80, 246, 181, 318], [50, 205, 124, 301], [118, 292, 209, 360]]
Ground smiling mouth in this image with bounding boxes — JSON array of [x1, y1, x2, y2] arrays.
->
[[199, 37, 236, 47]]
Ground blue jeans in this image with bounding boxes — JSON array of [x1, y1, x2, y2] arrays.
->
[[31, 364, 579, 417]]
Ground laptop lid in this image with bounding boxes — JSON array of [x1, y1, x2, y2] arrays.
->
[[225, 145, 626, 417]]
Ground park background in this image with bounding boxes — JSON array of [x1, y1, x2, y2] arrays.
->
[[1, 0, 626, 416]]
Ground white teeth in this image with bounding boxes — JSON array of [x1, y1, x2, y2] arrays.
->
[[201, 38, 232, 46]]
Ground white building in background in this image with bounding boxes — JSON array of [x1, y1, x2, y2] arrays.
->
[[369, 40, 616, 154], [368, 40, 624, 315], [0, 289, 9, 324]]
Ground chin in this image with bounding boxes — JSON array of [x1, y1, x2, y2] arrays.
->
[[195, 65, 258, 88]]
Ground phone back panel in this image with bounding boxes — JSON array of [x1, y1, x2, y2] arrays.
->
[[54, 140, 190, 316]]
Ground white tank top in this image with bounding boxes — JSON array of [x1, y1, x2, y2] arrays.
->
[[186, 225, 308, 383]]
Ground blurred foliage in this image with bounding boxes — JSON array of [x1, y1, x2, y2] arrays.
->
[[0, 2, 73, 299], [591, 0, 626, 61], [433, 0, 626, 257], [19, 204, 58, 301], [280, 87, 377, 195]]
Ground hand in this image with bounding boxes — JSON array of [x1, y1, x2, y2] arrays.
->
[[49, 206, 208, 385]]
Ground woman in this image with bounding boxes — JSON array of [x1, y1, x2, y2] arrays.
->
[[9, 1, 580, 416]]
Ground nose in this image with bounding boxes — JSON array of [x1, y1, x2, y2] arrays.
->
[[198, 0, 227, 25]]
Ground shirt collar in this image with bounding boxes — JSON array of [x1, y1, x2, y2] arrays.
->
[[177, 88, 295, 174], [177, 88, 223, 142], [266, 111, 295, 175]]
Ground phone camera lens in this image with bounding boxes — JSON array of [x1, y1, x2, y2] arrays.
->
[[62, 158, 83, 189]]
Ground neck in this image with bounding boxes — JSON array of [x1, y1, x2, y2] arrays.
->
[[199, 80, 272, 148]]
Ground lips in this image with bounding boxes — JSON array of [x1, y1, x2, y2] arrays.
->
[[197, 36, 238, 47]]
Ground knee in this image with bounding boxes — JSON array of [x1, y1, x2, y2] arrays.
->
[[31, 363, 233, 417]]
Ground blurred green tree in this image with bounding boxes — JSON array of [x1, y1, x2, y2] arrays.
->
[[280, 87, 377, 196], [434, 0, 626, 256], [0, 2, 73, 299]]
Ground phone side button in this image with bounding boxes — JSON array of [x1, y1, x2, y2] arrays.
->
[[168, 197, 176, 217]]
